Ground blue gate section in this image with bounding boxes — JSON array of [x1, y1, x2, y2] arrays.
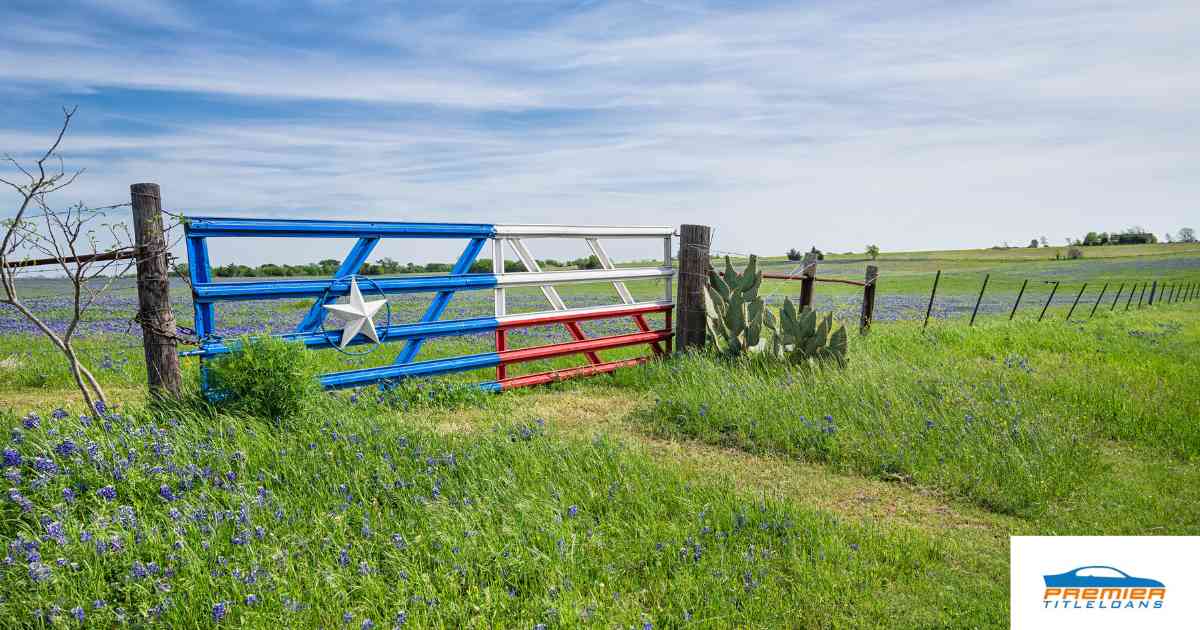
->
[[181, 216, 675, 393]]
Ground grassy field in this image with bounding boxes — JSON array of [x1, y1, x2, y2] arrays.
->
[[1, 245, 1198, 627]]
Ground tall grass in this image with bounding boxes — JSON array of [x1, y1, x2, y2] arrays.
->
[[0, 399, 999, 628], [612, 309, 1200, 516]]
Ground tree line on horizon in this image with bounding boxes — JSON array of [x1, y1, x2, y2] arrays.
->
[[174, 255, 605, 278], [1053, 226, 1196, 248]]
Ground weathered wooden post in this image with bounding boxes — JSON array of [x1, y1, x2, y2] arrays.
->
[[798, 252, 818, 311], [131, 183, 182, 397], [1010, 279, 1028, 320], [1147, 280, 1157, 305], [1127, 283, 1138, 310], [1137, 283, 1147, 308], [859, 265, 878, 334], [923, 270, 941, 331], [1089, 282, 1108, 318], [1065, 283, 1087, 321], [969, 273, 989, 326], [1110, 283, 1124, 311], [675, 224, 711, 353]]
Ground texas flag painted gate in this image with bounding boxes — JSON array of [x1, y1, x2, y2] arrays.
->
[[181, 217, 675, 394]]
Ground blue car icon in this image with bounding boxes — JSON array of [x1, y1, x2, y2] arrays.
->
[[1044, 566, 1164, 588]]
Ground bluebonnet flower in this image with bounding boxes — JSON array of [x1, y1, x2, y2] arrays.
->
[[159, 484, 178, 501], [22, 414, 40, 430], [32, 457, 59, 475], [97, 486, 116, 501], [9, 489, 33, 512], [212, 601, 229, 622], [343, 611, 354, 624], [51, 408, 68, 420], [45, 521, 67, 545], [62, 487, 76, 503], [245, 594, 259, 606], [925, 419, 935, 430], [71, 606, 84, 622], [567, 505, 579, 518], [2, 448, 20, 467], [92, 600, 106, 609], [358, 560, 371, 575], [393, 611, 408, 628], [54, 439, 76, 457], [131, 561, 149, 579], [28, 562, 51, 582], [338, 548, 350, 567]]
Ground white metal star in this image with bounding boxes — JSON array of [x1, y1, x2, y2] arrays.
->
[[322, 277, 387, 349]]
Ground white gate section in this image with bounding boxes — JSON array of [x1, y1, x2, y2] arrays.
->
[[489, 224, 674, 319]]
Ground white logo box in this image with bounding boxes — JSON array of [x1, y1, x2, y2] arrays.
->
[[1011, 536, 1200, 629]]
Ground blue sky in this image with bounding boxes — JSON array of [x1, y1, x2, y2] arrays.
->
[[2, 0, 1197, 266]]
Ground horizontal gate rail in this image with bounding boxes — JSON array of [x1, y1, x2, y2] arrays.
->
[[320, 321, 672, 390], [183, 215, 675, 395], [192, 267, 672, 302], [185, 217, 493, 238]]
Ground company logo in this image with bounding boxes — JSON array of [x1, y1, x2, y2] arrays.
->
[[1042, 565, 1166, 610]]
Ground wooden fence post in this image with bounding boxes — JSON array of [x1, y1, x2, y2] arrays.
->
[[131, 183, 182, 398], [799, 252, 818, 310], [675, 224, 711, 353], [859, 265, 878, 334], [1109, 283, 1124, 311], [1148, 280, 1157, 305]]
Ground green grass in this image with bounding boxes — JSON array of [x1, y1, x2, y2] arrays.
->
[[2, 246, 1198, 628], [610, 307, 1200, 524], [0, 399, 1005, 628]]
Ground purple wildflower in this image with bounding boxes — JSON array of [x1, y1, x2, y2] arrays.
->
[[158, 484, 177, 502], [28, 562, 51, 582], [45, 521, 67, 545], [97, 486, 116, 501], [245, 594, 259, 606], [22, 414, 39, 430], [567, 505, 579, 518], [212, 601, 229, 622], [71, 607, 84, 622], [2, 448, 20, 467], [54, 439, 76, 457], [31, 457, 58, 475], [62, 487, 76, 503]]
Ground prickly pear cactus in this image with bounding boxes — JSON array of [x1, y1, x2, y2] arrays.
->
[[704, 255, 773, 355], [704, 255, 847, 365], [775, 297, 848, 366]]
